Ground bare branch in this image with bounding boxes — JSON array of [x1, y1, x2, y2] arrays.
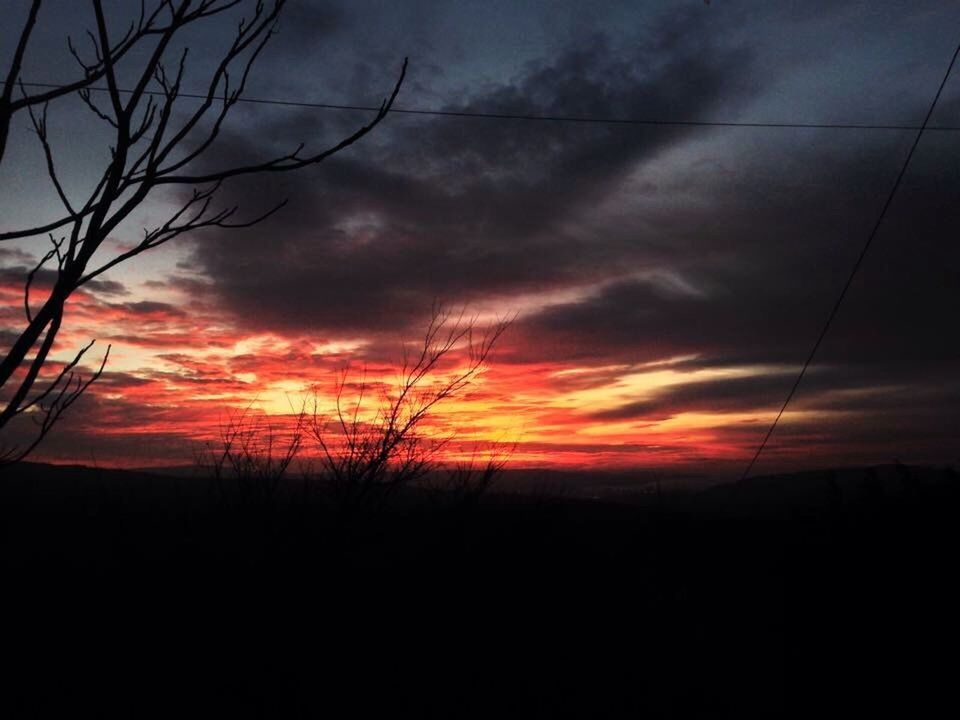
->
[[0, 0, 229, 165], [77, 87, 119, 127], [155, 57, 408, 184], [149, 2, 283, 175], [2, 2, 42, 108], [0, 310, 64, 430], [77, 185, 286, 286], [24, 235, 64, 322], [197, 397, 307, 507], [0, 0, 42, 163], [92, 0, 131, 117], [1, 0, 406, 464], [310, 309, 512, 509], [24, 98, 76, 215], [0, 342, 110, 466]]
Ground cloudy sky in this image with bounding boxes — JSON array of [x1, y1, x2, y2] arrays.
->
[[1, 0, 959, 476]]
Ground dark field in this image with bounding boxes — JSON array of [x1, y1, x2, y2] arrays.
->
[[1, 463, 957, 718]]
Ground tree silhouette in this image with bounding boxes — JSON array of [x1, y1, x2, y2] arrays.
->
[[310, 308, 512, 511], [196, 399, 309, 509], [0, 1, 406, 463]]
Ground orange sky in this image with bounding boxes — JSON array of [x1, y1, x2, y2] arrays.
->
[[1, 267, 857, 476]]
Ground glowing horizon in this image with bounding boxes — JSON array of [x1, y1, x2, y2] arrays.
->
[[0, 271, 914, 474]]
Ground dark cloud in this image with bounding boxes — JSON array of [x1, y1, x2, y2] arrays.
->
[[274, 1, 345, 50], [116, 301, 187, 317], [0, 247, 35, 265], [0, 265, 129, 297], [590, 368, 960, 426], [184, 8, 757, 338], [85, 278, 129, 296], [507, 125, 960, 381], [590, 373, 801, 422]]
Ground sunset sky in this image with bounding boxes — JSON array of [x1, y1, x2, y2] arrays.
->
[[2, 0, 959, 477]]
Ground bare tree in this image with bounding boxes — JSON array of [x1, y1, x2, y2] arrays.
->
[[310, 308, 512, 511], [196, 400, 307, 508], [0, 1, 406, 463], [2, 0, 163, 164]]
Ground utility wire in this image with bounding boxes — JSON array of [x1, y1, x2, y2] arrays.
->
[[739, 41, 960, 482], [12, 80, 960, 131]]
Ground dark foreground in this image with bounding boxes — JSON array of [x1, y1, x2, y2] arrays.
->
[[1, 463, 957, 718]]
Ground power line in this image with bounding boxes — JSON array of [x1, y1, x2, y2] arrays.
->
[[739, 41, 960, 482], [12, 80, 960, 132]]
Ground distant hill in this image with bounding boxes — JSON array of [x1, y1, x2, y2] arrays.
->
[[4, 460, 955, 512], [687, 463, 957, 514]]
